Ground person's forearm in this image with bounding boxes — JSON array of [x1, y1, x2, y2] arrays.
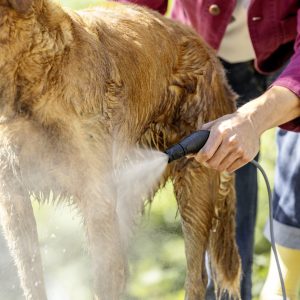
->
[[195, 86, 300, 172], [238, 86, 300, 136]]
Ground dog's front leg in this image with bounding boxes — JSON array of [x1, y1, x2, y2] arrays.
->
[[0, 173, 47, 300], [80, 183, 127, 300]]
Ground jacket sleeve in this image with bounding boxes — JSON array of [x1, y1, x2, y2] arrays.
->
[[113, 0, 168, 14], [272, 9, 300, 132]]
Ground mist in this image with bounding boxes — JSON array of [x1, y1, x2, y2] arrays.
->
[[0, 145, 172, 300]]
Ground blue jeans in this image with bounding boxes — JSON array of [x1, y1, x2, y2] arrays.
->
[[264, 129, 300, 249], [206, 60, 280, 300]]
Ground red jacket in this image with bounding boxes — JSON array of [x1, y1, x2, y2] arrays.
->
[[116, 0, 300, 131]]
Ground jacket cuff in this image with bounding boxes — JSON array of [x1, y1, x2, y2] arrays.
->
[[271, 50, 300, 132], [271, 78, 300, 132], [271, 76, 300, 132], [279, 118, 300, 132], [271, 79, 300, 132]]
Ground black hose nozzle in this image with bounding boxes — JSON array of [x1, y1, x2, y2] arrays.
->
[[165, 130, 210, 163]]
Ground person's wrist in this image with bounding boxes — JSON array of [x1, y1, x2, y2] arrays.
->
[[250, 89, 277, 135], [236, 100, 265, 137], [237, 86, 300, 135], [263, 86, 300, 129]]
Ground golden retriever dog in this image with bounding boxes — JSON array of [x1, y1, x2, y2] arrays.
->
[[0, 0, 241, 299]]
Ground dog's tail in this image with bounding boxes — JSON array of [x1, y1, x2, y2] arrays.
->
[[208, 172, 241, 300]]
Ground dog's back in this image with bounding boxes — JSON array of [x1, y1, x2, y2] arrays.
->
[[0, 1, 240, 299]]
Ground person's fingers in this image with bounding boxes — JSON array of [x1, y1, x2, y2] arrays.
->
[[196, 112, 259, 171], [201, 120, 215, 130], [200, 114, 232, 130], [226, 156, 249, 173], [206, 144, 242, 171], [205, 134, 241, 170], [205, 145, 229, 170], [195, 128, 223, 163], [215, 148, 244, 171]]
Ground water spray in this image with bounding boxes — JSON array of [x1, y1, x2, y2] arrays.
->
[[164, 129, 287, 300]]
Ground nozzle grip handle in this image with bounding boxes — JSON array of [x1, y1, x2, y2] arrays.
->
[[179, 130, 210, 156], [165, 130, 210, 163]]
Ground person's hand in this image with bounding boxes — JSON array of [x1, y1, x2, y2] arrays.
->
[[195, 86, 300, 172], [195, 111, 260, 172]]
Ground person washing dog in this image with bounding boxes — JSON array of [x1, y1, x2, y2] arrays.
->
[[114, 0, 300, 299]]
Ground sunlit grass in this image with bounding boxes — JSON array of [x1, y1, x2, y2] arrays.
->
[[57, 0, 107, 10]]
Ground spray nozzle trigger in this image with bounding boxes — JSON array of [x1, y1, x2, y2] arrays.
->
[[165, 130, 210, 163]]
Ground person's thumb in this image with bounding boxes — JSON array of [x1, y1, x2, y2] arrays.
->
[[200, 120, 215, 130]]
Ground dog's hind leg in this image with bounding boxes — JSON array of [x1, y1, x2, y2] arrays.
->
[[0, 174, 47, 300], [172, 159, 216, 300], [207, 172, 241, 299]]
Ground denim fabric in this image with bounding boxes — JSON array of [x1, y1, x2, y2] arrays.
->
[[206, 160, 259, 300], [273, 130, 300, 229], [264, 129, 300, 249], [205, 59, 281, 300]]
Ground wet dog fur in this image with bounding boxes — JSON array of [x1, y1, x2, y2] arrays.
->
[[0, 0, 241, 299]]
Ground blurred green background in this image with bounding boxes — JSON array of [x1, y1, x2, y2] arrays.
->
[[0, 1, 277, 300]]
